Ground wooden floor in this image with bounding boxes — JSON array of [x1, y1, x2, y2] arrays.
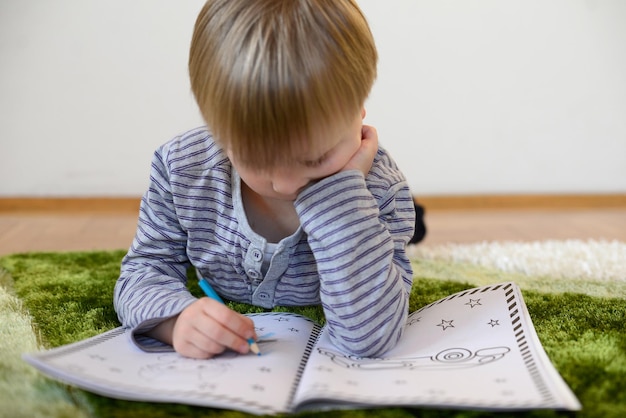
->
[[1, 208, 625, 256]]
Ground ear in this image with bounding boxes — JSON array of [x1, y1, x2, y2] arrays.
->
[[361, 107, 367, 119]]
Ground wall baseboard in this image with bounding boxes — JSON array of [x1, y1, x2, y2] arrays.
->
[[1, 194, 625, 213], [416, 194, 626, 211], [0, 198, 141, 213]]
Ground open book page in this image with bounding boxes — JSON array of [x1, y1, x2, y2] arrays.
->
[[24, 312, 321, 416], [293, 282, 581, 412]]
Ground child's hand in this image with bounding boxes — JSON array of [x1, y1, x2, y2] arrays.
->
[[170, 298, 257, 359], [341, 124, 378, 177]]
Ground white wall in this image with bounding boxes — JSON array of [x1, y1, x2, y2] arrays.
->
[[1, 0, 625, 197]]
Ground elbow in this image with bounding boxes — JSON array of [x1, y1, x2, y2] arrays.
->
[[330, 312, 406, 358], [113, 274, 134, 327]]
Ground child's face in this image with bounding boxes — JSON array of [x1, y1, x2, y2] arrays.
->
[[229, 110, 365, 202]]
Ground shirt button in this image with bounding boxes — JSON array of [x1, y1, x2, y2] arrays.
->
[[259, 292, 269, 299], [247, 269, 260, 279], [250, 248, 263, 262]]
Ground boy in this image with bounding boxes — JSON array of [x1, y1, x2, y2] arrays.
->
[[114, 0, 416, 359]]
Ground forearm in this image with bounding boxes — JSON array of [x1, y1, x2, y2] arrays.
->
[[115, 254, 197, 331], [295, 170, 414, 357], [143, 315, 178, 345], [115, 276, 196, 332], [114, 165, 197, 332]]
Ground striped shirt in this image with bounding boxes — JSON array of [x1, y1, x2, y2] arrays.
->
[[114, 127, 416, 357]]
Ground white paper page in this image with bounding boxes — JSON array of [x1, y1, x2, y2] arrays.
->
[[294, 282, 581, 412], [24, 312, 319, 416]]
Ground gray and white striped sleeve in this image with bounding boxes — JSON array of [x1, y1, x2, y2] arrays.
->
[[294, 166, 415, 357], [114, 143, 197, 336]]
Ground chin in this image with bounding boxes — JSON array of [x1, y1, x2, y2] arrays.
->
[[269, 192, 298, 201], [278, 195, 298, 202]]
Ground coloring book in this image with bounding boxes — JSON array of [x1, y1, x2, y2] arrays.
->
[[23, 282, 580, 415]]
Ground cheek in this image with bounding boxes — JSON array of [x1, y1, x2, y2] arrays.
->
[[352, 133, 362, 152], [345, 131, 362, 158], [237, 167, 265, 188], [245, 173, 271, 188]]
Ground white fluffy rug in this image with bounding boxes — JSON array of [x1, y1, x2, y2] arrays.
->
[[407, 239, 626, 298], [409, 239, 626, 282]]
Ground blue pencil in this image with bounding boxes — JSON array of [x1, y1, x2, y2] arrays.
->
[[198, 278, 261, 356]]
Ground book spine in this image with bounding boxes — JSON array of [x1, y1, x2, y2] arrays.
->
[[285, 323, 323, 409]]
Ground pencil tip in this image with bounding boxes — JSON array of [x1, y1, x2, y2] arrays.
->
[[249, 341, 261, 356]]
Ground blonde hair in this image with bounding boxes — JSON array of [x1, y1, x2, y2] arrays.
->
[[189, 0, 377, 168]]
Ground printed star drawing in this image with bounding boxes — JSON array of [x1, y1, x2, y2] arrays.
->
[[407, 317, 421, 326], [465, 298, 482, 308], [437, 319, 455, 330]]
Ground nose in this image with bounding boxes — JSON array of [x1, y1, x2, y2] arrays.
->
[[272, 174, 309, 196]]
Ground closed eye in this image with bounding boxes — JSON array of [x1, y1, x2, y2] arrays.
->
[[303, 156, 326, 168]]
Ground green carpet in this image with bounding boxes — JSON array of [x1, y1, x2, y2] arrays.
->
[[1, 241, 625, 418]]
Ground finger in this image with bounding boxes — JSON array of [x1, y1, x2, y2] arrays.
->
[[172, 317, 227, 359], [201, 300, 257, 339], [197, 299, 257, 353], [175, 312, 247, 357], [175, 335, 225, 359], [173, 299, 249, 356], [361, 124, 378, 143]]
